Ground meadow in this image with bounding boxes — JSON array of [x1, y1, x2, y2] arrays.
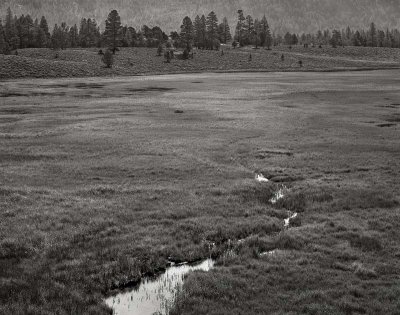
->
[[1, 45, 400, 79], [0, 71, 399, 314]]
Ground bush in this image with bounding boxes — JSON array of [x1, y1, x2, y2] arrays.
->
[[102, 50, 114, 68], [182, 48, 190, 60], [164, 50, 172, 63], [157, 44, 163, 56]]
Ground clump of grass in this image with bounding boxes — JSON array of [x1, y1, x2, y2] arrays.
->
[[274, 232, 305, 250], [352, 262, 378, 279], [334, 189, 399, 211], [81, 185, 118, 196], [338, 299, 366, 314], [349, 234, 383, 252], [0, 239, 32, 261], [232, 181, 275, 204], [275, 191, 307, 212]]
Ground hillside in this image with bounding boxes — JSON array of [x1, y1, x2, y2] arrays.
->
[[1, 0, 400, 33], [1, 46, 400, 80]]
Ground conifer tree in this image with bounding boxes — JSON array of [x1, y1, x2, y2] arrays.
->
[[5, 7, 19, 49], [200, 15, 207, 48], [193, 15, 202, 48], [218, 17, 232, 44], [245, 15, 254, 45], [180, 16, 193, 49], [369, 22, 377, 47], [206, 11, 218, 49], [235, 10, 246, 46], [0, 20, 10, 54], [104, 10, 122, 53], [259, 15, 272, 49]]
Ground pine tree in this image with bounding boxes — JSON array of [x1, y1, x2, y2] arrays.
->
[[330, 29, 342, 48], [0, 20, 10, 54], [180, 16, 193, 49], [104, 10, 122, 53], [51, 24, 62, 49], [244, 15, 254, 46], [206, 11, 219, 49], [200, 15, 207, 48], [235, 10, 246, 46], [5, 7, 19, 49], [368, 22, 377, 47], [193, 15, 202, 48], [69, 24, 79, 47], [218, 17, 231, 44], [38, 16, 50, 47], [284, 32, 292, 45], [259, 15, 272, 49]]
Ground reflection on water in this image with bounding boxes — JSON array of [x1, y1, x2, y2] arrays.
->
[[284, 212, 298, 228], [105, 259, 214, 315]]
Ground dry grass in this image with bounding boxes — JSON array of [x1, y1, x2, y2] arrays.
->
[[1, 46, 400, 79]]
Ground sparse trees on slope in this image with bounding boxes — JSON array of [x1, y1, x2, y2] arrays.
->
[[104, 9, 122, 53]]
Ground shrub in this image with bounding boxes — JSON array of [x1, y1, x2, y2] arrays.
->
[[164, 50, 172, 63], [102, 50, 114, 68], [182, 48, 190, 60], [157, 44, 163, 56]]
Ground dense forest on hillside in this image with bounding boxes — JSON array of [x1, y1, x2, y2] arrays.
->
[[1, 0, 400, 33]]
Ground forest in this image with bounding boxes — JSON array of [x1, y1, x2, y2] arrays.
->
[[1, 6, 400, 55]]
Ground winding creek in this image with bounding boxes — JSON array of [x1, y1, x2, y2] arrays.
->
[[105, 259, 214, 315], [105, 174, 298, 315]]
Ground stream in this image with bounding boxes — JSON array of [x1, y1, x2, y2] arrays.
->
[[105, 259, 214, 315], [105, 174, 297, 315]]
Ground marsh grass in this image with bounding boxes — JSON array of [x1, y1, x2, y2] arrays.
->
[[1, 72, 399, 314]]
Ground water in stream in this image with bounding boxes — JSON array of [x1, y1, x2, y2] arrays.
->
[[105, 180, 295, 314], [105, 259, 214, 315]]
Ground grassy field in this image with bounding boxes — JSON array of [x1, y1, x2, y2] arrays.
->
[[1, 46, 400, 79], [0, 71, 400, 314]]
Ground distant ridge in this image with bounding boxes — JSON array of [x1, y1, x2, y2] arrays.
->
[[1, 0, 400, 33]]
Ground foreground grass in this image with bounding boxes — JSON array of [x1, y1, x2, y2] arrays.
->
[[1, 45, 400, 79], [0, 71, 399, 314]]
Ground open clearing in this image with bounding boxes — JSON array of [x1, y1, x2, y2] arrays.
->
[[1, 71, 400, 314]]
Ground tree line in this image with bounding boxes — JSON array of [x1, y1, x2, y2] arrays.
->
[[1, 7, 400, 55], [278, 23, 400, 49]]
